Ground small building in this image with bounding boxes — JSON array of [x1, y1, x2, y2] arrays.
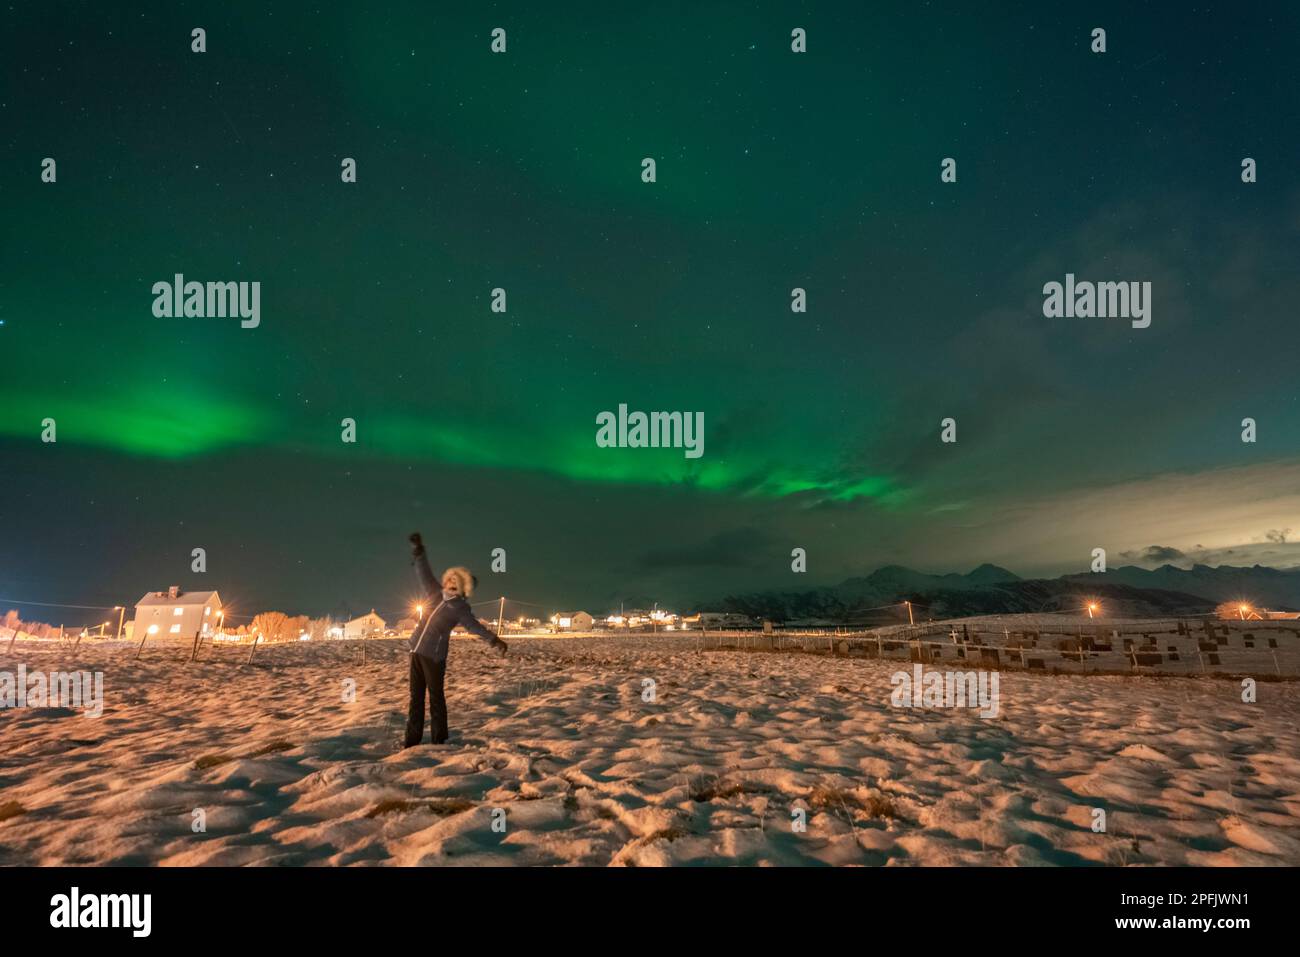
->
[[344, 609, 387, 638], [134, 586, 223, 641], [1217, 603, 1300, 621], [394, 617, 417, 635], [551, 611, 594, 632]]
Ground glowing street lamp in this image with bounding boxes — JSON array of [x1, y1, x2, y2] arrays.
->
[[1087, 602, 1099, 619], [416, 603, 424, 621], [904, 600, 914, 626], [1238, 604, 1250, 621]]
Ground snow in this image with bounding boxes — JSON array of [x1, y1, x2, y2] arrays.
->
[[1, 634, 1297, 866]]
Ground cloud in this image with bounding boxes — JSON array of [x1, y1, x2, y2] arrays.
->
[[1120, 545, 1187, 563]]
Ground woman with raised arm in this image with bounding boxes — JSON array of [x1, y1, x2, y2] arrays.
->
[[404, 532, 508, 747]]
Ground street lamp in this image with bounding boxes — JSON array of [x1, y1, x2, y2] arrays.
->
[[1087, 602, 1099, 619], [1238, 604, 1249, 621], [904, 600, 914, 626]]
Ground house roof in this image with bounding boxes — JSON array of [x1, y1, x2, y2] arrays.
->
[[346, 611, 386, 626], [135, 590, 221, 608], [555, 611, 590, 618]]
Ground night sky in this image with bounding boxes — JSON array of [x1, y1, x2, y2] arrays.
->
[[3, 2, 1299, 623]]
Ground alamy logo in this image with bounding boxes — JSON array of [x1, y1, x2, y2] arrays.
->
[[1042, 273, 1151, 329], [50, 887, 151, 937], [890, 664, 999, 718], [0, 666, 103, 717], [152, 274, 261, 328], [595, 404, 704, 459]]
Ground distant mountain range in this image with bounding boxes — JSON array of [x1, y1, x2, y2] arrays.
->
[[711, 563, 1300, 623], [1064, 564, 1300, 611]]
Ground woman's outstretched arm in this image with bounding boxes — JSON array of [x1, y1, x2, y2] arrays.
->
[[456, 603, 508, 653], [409, 532, 439, 597]]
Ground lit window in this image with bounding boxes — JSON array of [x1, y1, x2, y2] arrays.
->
[[147, 625, 159, 635], [169, 624, 181, 634], [204, 607, 211, 616], [173, 607, 183, 616]]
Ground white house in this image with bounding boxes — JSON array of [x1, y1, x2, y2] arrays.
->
[[134, 586, 223, 641], [551, 611, 594, 632], [344, 610, 387, 638]]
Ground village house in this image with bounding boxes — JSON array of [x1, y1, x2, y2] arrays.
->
[[133, 586, 223, 641], [343, 609, 386, 639]]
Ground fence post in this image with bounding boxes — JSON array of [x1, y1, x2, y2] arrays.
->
[[247, 634, 260, 665]]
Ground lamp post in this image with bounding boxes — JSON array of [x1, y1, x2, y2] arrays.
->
[[1087, 602, 1098, 619], [904, 601, 914, 626], [114, 605, 125, 640]]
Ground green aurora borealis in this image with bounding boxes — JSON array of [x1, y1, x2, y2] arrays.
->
[[3, 2, 1300, 616]]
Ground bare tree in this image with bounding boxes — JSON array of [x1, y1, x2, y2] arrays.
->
[[250, 611, 290, 643]]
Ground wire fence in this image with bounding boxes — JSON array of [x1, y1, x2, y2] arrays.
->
[[695, 618, 1300, 678]]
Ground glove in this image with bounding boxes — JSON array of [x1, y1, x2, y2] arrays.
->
[[493, 640, 508, 658]]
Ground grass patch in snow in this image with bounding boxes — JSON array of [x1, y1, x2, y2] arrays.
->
[[690, 774, 772, 803], [246, 740, 295, 757], [366, 798, 476, 818], [193, 753, 235, 770], [808, 784, 897, 820]]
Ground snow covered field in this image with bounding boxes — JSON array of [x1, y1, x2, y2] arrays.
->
[[2, 634, 1298, 866]]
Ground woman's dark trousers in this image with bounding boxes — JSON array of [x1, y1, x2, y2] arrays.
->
[[404, 653, 448, 746]]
